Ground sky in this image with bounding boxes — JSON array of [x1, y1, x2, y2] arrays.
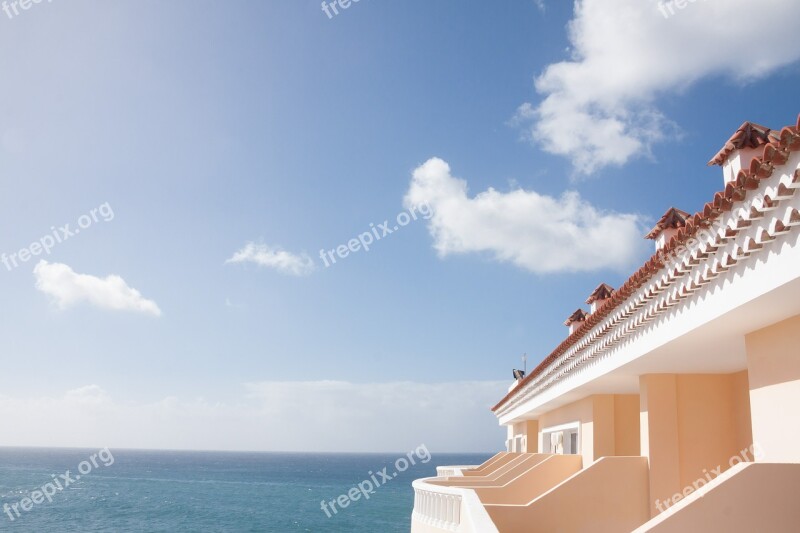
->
[[1, 0, 799, 453]]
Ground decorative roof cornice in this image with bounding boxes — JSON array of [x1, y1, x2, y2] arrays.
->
[[493, 114, 800, 415]]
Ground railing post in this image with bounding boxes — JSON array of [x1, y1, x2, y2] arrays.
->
[[411, 484, 463, 531]]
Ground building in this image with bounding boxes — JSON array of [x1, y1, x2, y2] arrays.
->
[[411, 115, 800, 532]]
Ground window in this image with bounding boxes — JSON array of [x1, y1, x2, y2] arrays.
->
[[541, 422, 580, 455]]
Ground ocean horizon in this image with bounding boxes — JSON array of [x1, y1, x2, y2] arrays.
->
[[0, 447, 492, 532]]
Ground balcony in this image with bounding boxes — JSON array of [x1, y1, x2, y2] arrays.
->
[[411, 454, 582, 533], [411, 477, 498, 533], [484, 456, 650, 533], [635, 462, 800, 532]]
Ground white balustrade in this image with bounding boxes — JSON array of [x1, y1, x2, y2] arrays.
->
[[412, 483, 462, 531]]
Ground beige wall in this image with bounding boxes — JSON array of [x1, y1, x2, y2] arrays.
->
[[508, 420, 540, 453], [474, 455, 582, 505], [534, 394, 640, 466], [462, 453, 519, 477], [485, 457, 650, 533], [615, 394, 642, 456], [593, 395, 616, 459], [637, 463, 800, 533], [675, 373, 750, 488], [731, 370, 753, 455], [746, 314, 800, 462], [524, 420, 538, 453], [538, 395, 595, 466], [640, 374, 682, 517], [640, 372, 753, 516]]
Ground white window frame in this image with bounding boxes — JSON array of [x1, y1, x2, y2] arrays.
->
[[541, 421, 581, 455]]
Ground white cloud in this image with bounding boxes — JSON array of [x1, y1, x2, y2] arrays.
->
[[516, 0, 800, 174], [226, 242, 315, 276], [0, 381, 506, 452], [405, 158, 646, 273], [34, 260, 162, 316], [64, 384, 113, 406]]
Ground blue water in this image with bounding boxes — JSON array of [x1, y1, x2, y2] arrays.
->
[[0, 448, 491, 532]]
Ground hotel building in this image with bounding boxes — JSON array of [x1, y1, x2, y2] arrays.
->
[[411, 115, 800, 532]]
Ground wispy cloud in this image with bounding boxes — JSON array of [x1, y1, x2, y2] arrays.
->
[[0, 381, 506, 452], [34, 260, 161, 316], [515, 0, 800, 174], [226, 242, 315, 276], [405, 158, 646, 274]]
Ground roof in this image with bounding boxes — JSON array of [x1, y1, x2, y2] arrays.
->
[[707, 121, 777, 166], [645, 208, 691, 240], [586, 283, 615, 304], [563, 309, 588, 327], [493, 113, 800, 414]]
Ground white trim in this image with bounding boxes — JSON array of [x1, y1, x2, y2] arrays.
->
[[541, 421, 581, 455], [541, 421, 580, 433]]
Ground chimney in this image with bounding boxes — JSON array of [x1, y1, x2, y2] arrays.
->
[[586, 283, 615, 314], [564, 309, 588, 335], [645, 208, 691, 252], [708, 122, 776, 185]]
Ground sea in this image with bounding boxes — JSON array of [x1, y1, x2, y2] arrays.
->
[[0, 448, 492, 532]]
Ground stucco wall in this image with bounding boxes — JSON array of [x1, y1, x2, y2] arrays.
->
[[523, 420, 538, 453], [745, 313, 800, 463], [593, 395, 616, 459], [635, 463, 800, 533], [537, 395, 595, 466], [474, 455, 582, 505], [640, 372, 754, 516], [675, 374, 749, 488], [731, 370, 753, 456], [484, 457, 650, 533], [615, 394, 641, 456], [640, 374, 682, 517], [532, 393, 640, 466]]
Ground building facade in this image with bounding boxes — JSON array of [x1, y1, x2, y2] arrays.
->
[[411, 115, 800, 532]]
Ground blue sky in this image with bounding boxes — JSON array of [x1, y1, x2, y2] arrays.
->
[[1, 0, 799, 452]]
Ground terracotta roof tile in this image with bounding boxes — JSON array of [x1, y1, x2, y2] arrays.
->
[[645, 208, 691, 240], [708, 121, 777, 166], [780, 120, 800, 150], [586, 283, 615, 304], [564, 309, 588, 327]]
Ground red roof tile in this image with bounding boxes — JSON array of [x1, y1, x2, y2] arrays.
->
[[586, 283, 615, 304], [708, 121, 776, 166], [563, 309, 588, 327], [645, 208, 691, 240]]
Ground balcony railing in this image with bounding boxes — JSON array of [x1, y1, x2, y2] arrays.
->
[[411, 477, 499, 533], [412, 481, 462, 531]]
